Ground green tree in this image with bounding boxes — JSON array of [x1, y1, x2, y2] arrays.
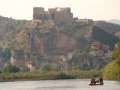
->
[[2, 48, 11, 61], [3, 64, 20, 73], [103, 43, 120, 80], [112, 42, 120, 63], [103, 60, 120, 80]]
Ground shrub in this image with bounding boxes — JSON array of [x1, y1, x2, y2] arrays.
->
[[3, 64, 20, 73], [55, 72, 75, 79], [103, 60, 120, 80]]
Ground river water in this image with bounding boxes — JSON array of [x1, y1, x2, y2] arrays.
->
[[0, 79, 120, 90]]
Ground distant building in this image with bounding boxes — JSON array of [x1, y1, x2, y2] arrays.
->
[[33, 7, 73, 26]]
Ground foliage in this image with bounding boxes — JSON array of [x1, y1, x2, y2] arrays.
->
[[103, 43, 120, 80], [42, 65, 54, 71], [0, 69, 101, 81], [54, 72, 75, 79], [95, 21, 120, 34], [2, 64, 20, 73], [0, 15, 120, 71], [2, 48, 11, 61], [112, 42, 120, 63], [103, 60, 120, 80], [92, 26, 119, 49]]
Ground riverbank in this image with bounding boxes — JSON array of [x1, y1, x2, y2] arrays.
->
[[0, 69, 102, 82]]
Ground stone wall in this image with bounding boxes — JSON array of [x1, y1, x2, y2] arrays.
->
[[33, 7, 73, 26]]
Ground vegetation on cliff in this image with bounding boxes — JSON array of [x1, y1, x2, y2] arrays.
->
[[103, 60, 120, 80], [0, 69, 101, 81], [103, 43, 120, 80], [0, 14, 120, 71]]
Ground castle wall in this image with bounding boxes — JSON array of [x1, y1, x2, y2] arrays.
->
[[52, 8, 73, 26], [33, 7, 74, 26], [33, 7, 51, 20]]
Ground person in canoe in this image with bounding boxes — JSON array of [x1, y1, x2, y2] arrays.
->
[[89, 77, 104, 86], [89, 78, 96, 85], [99, 77, 104, 85]]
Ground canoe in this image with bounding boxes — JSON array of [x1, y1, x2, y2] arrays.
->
[[89, 83, 104, 86]]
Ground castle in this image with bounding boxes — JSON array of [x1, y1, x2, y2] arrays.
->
[[33, 7, 74, 26]]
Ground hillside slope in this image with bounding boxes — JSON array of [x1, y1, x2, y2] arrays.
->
[[0, 15, 119, 70]]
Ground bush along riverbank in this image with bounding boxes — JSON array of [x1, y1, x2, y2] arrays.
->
[[0, 69, 102, 81], [103, 43, 120, 81], [103, 60, 120, 81]]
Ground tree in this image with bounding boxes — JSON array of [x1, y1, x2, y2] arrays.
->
[[2, 48, 11, 61], [112, 42, 120, 63], [103, 42, 120, 80], [103, 60, 120, 80], [3, 64, 20, 73]]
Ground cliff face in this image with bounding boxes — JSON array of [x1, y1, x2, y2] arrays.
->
[[0, 9, 120, 70], [0, 16, 26, 38]]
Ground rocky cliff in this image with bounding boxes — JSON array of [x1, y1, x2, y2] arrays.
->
[[0, 8, 120, 70]]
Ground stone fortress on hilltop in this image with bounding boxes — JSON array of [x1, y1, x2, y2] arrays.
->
[[33, 7, 74, 26]]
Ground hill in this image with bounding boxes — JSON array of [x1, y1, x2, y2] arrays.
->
[[95, 21, 120, 34], [0, 8, 120, 71], [109, 19, 120, 25]]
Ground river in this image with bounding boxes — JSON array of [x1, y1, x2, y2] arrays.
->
[[0, 79, 120, 90]]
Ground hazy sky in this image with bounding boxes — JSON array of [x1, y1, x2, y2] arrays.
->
[[0, 0, 119, 20]]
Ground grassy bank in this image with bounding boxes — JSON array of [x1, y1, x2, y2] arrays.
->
[[0, 69, 102, 81]]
